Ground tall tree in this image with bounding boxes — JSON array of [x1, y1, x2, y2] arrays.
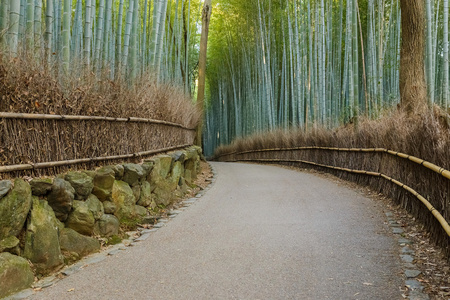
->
[[399, 0, 427, 113], [196, 0, 213, 146]]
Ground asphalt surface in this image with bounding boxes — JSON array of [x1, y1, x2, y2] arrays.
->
[[29, 162, 402, 300]]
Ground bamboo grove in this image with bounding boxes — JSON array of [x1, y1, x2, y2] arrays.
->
[[0, 0, 204, 92], [203, 0, 450, 156]]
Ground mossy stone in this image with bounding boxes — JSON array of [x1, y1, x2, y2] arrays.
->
[[29, 178, 53, 196], [141, 162, 154, 178], [0, 180, 12, 198], [169, 150, 187, 162], [137, 181, 153, 207], [93, 214, 119, 237], [0, 253, 34, 299], [85, 194, 104, 221], [111, 180, 136, 221], [0, 236, 20, 254], [47, 178, 75, 222], [103, 201, 116, 214], [132, 185, 141, 203], [0, 179, 32, 240], [122, 164, 144, 186], [170, 161, 183, 191], [92, 167, 115, 201], [23, 197, 64, 275], [65, 200, 95, 236], [134, 205, 148, 217], [64, 171, 94, 200], [60, 228, 100, 258]]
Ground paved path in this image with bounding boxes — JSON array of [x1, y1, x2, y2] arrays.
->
[[30, 162, 402, 300]]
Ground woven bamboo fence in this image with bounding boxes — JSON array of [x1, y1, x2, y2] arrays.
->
[[0, 112, 196, 178], [215, 147, 450, 256]]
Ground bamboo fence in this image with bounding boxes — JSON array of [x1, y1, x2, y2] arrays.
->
[[0, 112, 196, 178]]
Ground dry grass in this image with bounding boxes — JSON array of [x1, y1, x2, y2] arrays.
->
[[0, 53, 200, 128], [0, 51, 200, 177], [215, 108, 450, 258]]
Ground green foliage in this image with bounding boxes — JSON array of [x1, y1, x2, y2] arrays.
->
[[1, 0, 205, 92], [203, 0, 449, 157]]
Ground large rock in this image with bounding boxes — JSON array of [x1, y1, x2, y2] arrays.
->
[[122, 164, 144, 186], [135, 205, 148, 217], [141, 162, 154, 179], [92, 167, 115, 201], [185, 146, 200, 160], [149, 156, 175, 206], [0, 179, 32, 240], [65, 200, 95, 236], [0, 180, 12, 198], [94, 214, 120, 237], [137, 181, 153, 207], [64, 172, 94, 200], [184, 158, 199, 184], [85, 194, 104, 221], [0, 253, 34, 299], [170, 161, 183, 190], [185, 146, 202, 184], [102, 164, 124, 180], [23, 197, 64, 274], [60, 228, 100, 257], [150, 155, 173, 181], [132, 185, 141, 203], [103, 201, 116, 214], [152, 181, 174, 206], [0, 236, 20, 254], [47, 178, 75, 222], [170, 150, 187, 162], [111, 180, 136, 221], [29, 178, 53, 196]]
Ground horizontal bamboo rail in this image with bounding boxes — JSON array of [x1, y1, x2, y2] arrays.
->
[[0, 144, 191, 173], [0, 112, 196, 131], [216, 146, 450, 181], [234, 158, 450, 237]]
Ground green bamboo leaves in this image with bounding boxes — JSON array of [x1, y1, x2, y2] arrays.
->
[[204, 0, 450, 157], [1, 0, 203, 91]]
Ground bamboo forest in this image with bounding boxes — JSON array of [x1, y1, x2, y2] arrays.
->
[[0, 0, 205, 92], [0, 0, 449, 156]]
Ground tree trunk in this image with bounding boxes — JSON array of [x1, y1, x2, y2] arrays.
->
[[399, 0, 427, 113], [195, 0, 212, 147]]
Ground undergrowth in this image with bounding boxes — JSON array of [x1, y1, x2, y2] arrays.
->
[[0, 52, 200, 128]]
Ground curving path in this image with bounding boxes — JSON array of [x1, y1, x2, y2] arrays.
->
[[29, 162, 402, 300]]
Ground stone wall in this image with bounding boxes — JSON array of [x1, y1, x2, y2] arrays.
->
[[0, 146, 203, 299]]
